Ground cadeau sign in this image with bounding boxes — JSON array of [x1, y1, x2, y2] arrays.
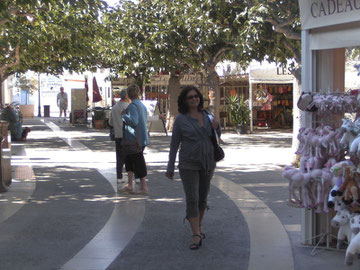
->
[[299, 0, 360, 30]]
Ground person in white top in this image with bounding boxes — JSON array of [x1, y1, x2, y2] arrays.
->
[[57, 87, 68, 121], [109, 89, 130, 183]]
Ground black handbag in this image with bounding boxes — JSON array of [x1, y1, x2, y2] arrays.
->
[[211, 127, 225, 162], [205, 111, 224, 162], [120, 138, 142, 155]]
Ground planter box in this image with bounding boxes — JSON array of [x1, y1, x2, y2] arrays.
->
[[94, 120, 105, 129], [19, 105, 34, 118], [237, 124, 248, 135]]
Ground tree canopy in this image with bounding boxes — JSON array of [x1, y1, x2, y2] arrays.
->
[[0, 0, 107, 86], [243, 0, 301, 77]]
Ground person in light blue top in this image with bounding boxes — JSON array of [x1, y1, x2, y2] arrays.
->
[[121, 84, 149, 195]]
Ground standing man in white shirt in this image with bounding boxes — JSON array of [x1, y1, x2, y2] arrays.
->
[[109, 88, 130, 185], [57, 87, 68, 122]]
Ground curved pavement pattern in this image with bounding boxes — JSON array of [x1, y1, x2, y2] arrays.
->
[[0, 118, 294, 270]]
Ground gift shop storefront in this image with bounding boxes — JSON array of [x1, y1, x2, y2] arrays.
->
[[295, 0, 360, 262], [249, 66, 295, 130]]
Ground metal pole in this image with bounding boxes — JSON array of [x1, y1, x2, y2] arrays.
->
[[37, 73, 41, 117]]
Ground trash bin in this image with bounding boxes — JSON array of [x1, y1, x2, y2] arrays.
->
[[44, 105, 50, 117]]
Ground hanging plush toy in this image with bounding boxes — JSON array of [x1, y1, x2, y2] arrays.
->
[[345, 232, 360, 265], [331, 208, 352, 249], [338, 167, 360, 205], [350, 213, 360, 240]]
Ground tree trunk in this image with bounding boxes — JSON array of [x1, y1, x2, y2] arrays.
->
[[166, 73, 181, 131], [206, 64, 220, 121]]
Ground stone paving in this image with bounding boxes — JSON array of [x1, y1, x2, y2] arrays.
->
[[0, 117, 358, 270]]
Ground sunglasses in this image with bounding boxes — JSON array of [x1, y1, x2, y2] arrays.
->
[[186, 94, 199, 100]]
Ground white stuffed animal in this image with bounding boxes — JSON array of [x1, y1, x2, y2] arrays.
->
[[331, 208, 352, 249], [328, 185, 339, 209], [350, 213, 360, 240], [349, 136, 360, 164], [345, 231, 360, 265], [340, 119, 359, 151]]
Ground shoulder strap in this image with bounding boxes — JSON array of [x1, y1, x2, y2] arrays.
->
[[204, 110, 214, 123]]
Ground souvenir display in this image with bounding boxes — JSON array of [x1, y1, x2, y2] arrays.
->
[[253, 84, 293, 128], [284, 92, 360, 262]]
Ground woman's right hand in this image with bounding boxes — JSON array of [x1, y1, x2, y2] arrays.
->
[[165, 172, 174, 180]]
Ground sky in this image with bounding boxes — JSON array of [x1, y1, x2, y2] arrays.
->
[[105, 0, 119, 7], [105, 0, 138, 8]]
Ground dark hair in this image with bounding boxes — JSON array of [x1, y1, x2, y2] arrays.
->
[[177, 86, 204, 114], [127, 84, 140, 100]]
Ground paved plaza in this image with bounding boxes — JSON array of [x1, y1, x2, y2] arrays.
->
[[0, 117, 359, 270]]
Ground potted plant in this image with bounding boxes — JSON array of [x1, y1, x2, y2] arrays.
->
[[93, 109, 106, 129], [226, 95, 251, 134]]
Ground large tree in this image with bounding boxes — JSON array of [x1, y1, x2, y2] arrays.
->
[[0, 0, 107, 104], [101, 0, 202, 128], [243, 0, 301, 77], [170, 0, 253, 120]]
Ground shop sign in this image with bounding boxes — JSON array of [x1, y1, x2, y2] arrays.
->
[[151, 75, 170, 86], [180, 74, 201, 84], [250, 67, 294, 83], [299, 0, 360, 30], [40, 74, 63, 97], [277, 67, 292, 76]]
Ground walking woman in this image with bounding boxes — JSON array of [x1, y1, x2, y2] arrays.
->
[[166, 86, 221, 250]]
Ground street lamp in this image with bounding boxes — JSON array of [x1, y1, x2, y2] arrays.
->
[[38, 73, 41, 117]]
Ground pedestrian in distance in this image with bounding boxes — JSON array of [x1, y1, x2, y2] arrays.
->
[[109, 88, 130, 187], [121, 84, 149, 195], [57, 86, 68, 122], [166, 85, 221, 250]]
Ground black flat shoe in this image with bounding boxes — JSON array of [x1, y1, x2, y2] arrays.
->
[[190, 235, 202, 250]]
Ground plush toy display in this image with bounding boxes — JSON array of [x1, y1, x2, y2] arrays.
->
[[300, 93, 358, 115], [291, 97, 360, 264]]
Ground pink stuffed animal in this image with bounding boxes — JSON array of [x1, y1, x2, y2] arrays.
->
[[283, 166, 313, 208], [295, 127, 306, 155], [283, 167, 302, 205], [322, 127, 340, 157]]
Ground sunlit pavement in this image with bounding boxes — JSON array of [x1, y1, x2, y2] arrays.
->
[[0, 117, 357, 270]]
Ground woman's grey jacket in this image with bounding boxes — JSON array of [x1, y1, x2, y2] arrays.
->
[[167, 111, 221, 174]]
